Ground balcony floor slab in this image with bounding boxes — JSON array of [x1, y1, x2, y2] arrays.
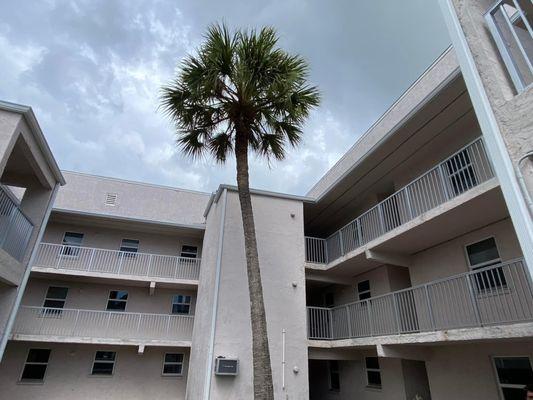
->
[[10, 334, 192, 348]]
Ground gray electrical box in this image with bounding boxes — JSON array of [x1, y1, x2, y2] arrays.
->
[[214, 358, 239, 376]]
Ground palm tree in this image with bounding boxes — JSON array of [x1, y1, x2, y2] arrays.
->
[[160, 23, 319, 400]]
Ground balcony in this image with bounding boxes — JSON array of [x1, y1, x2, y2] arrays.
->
[[305, 138, 495, 265], [12, 306, 194, 345], [307, 260, 533, 340], [0, 186, 33, 262], [485, 0, 533, 92], [33, 243, 201, 283]]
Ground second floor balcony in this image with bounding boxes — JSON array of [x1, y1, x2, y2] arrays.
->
[[34, 243, 201, 282], [305, 138, 495, 265], [12, 306, 194, 345], [307, 259, 533, 341]]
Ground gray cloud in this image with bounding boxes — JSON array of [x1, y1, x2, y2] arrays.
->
[[0, 0, 449, 195]]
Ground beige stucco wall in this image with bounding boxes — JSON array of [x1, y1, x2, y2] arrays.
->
[[0, 341, 189, 400], [42, 221, 203, 258], [21, 278, 197, 315]]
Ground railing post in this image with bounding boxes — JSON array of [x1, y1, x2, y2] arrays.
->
[[38, 308, 46, 335], [424, 285, 436, 331], [338, 231, 345, 256], [357, 219, 363, 248], [118, 252, 124, 274], [56, 245, 64, 269], [367, 300, 374, 336], [146, 254, 153, 276], [466, 274, 482, 326], [404, 188, 413, 221], [136, 314, 142, 339], [392, 293, 401, 334], [73, 309, 80, 336], [377, 204, 386, 235], [345, 306, 352, 338], [174, 257, 179, 279], [87, 248, 95, 272], [166, 315, 172, 340], [438, 164, 451, 201], [105, 312, 112, 336], [324, 239, 329, 264]]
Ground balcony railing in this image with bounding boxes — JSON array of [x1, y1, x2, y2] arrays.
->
[[0, 186, 33, 262], [485, 0, 533, 92], [35, 243, 201, 281], [305, 138, 494, 264], [13, 306, 194, 343], [307, 259, 533, 340]]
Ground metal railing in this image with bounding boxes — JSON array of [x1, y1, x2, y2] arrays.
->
[[35, 243, 201, 281], [13, 306, 194, 342], [305, 138, 494, 264], [307, 259, 533, 340], [0, 186, 33, 262], [485, 0, 533, 92]]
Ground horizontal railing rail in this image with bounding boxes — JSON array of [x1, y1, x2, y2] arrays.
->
[[35, 243, 201, 281], [485, 0, 533, 92], [0, 186, 34, 262], [13, 306, 194, 342], [307, 259, 533, 340], [305, 138, 494, 264]]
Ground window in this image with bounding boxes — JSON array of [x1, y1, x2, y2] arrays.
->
[[91, 351, 116, 375], [180, 245, 198, 259], [445, 149, 477, 196], [106, 290, 128, 311], [365, 357, 382, 388], [42, 286, 68, 315], [119, 239, 139, 257], [328, 360, 340, 391], [324, 292, 335, 308], [358, 280, 371, 301], [62, 232, 84, 256], [466, 237, 506, 291], [171, 295, 192, 314], [494, 357, 533, 400], [20, 349, 51, 382], [162, 353, 184, 376]]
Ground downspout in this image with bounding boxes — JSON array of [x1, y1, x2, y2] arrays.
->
[[203, 188, 228, 400], [0, 182, 60, 360], [516, 151, 533, 216], [438, 0, 533, 272]]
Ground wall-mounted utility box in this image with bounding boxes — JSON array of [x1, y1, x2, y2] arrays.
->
[[214, 358, 239, 376]]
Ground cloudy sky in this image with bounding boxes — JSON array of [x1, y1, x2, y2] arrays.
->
[[0, 0, 450, 195]]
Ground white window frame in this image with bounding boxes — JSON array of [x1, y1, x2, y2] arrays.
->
[[42, 286, 69, 317], [19, 348, 51, 383], [464, 236, 502, 270], [492, 356, 533, 399], [119, 238, 139, 253], [357, 280, 371, 301], [364, 356, 382, 389], [327, 360, 340, 392], [61, 231, 84, 257], [106, 290, 129, 312], [180, 245, 198, 259], [91, 351, 117, 376], [171, 295, 192, 315], [162, 353, 184, 376]]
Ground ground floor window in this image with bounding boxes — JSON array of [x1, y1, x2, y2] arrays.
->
[[20, 348, 51, 382], [494, 357, 533, 400], [328, 360, 340, 391], [162, 353, 184, 376], [365, 356, 382, 389], [91, 351, 116, 375]]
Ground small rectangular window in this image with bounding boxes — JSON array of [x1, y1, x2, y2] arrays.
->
[[162, 353, 184, 376], [328, 360, 340, 391], [20, 348, 51, 382], [106, 290, 128, 311], [358, 280, 371, 301], [62, 232, 84, 256], [466, 237, 506, 291], [324, 292, 335, 307], [494, 357, 533, 400], [172, 295, 192, 314], [365, 357, 382, 388], [91, 351, 116, 375], [120, 239, 139, 258], [180, 245, 198, 259], [43, 286, 68, 315]]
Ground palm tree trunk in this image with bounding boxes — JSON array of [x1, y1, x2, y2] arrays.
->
[[235, 131, 274, 400]]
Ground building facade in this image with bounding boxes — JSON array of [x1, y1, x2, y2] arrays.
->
[[0, 3, 532, 399]]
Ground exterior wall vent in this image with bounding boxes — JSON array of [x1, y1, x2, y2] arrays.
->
[[105, 193, 118, 206]]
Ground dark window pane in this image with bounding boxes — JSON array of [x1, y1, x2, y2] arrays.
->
[[95, 351, 116, 361], [358, 280, 370, 293], [46, 287, 68, 300], [92, 362, 114, 375], [467, 238, 500, 266], [359, 292, 371, 300], [172, 304, 190, 314], [107, 300, 126, 311], [63, 232, 84, 246], [502, 387, 528, 400], [120, 239, 139, 253], [330, 372, 340, 390], [163, 364, 183, 375], [181, 246, 198, 258], [329, 360, 339, 371], [43, 300, 65, 309], [26, 349, 50, 363], [367, 371, 382, 387], [365, 357, 380, 369], [324, 293, 334, 307], [472, 266, 507, 291], [495, 357, 533, 385], [109, 291, 128, 300], [165, 353, 183, 363], [21, 364, 47, 381]]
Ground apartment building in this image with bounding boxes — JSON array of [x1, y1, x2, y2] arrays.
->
[[0, 2, 532, 399]]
